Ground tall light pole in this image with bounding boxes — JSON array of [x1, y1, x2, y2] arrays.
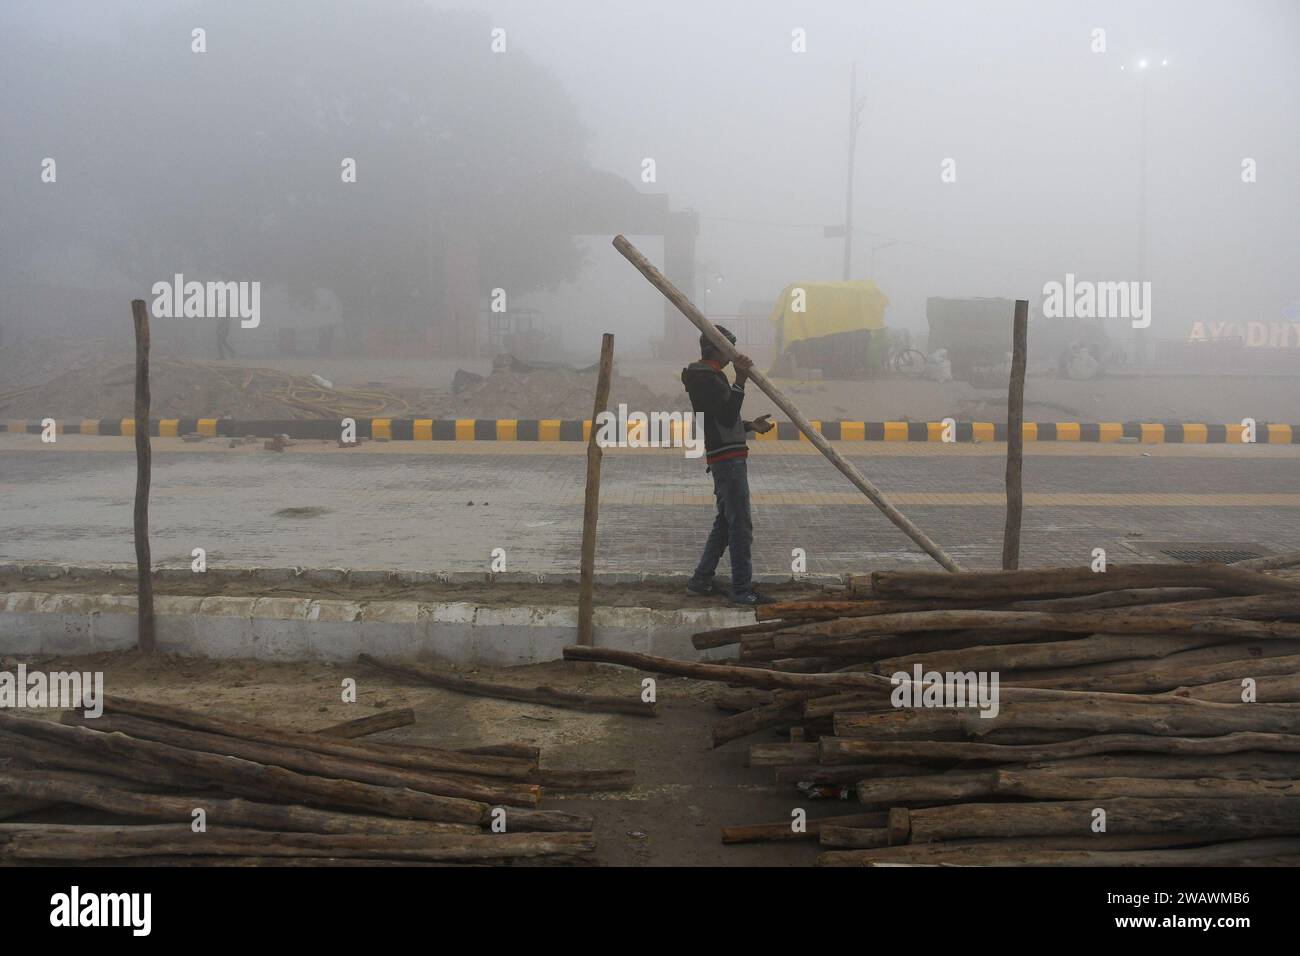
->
[[1136, 59, 1149, 363], [842, 63, 866, 280], [1126, 56, 1168, 364]]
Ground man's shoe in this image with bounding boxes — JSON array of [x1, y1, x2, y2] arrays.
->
[[686, 579, 717, 597], [731, 591, 777, 607]]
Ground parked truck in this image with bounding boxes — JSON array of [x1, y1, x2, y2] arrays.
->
[[926, 296, 1113, 382]]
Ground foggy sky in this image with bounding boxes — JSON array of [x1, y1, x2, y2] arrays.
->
[[3, 0, 1297, 351]]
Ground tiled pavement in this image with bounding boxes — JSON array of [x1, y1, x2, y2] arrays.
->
[[1, 436, 1297, 575]]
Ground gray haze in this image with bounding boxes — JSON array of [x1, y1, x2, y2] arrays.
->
[[2, 0, 1297, 357]]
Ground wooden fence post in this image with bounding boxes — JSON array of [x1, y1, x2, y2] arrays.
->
[[131, 299, 155, 651], [1002, 299, 1029, 570], [578, 333, 615, 645]]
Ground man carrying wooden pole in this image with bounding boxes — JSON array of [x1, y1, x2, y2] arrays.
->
[[577, 334, 615, 645], [130, 299, 156, 652], [1002, 299, 1029, 570], [611, 235, 961, 573], [681, 324, 776, 606]]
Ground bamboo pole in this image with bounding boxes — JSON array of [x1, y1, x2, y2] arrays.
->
[[578, 333, 615, 645], [820, 836, 1300, 867], [772, 606, 1300, 645], [867, 562, 1299, 601], [99, 695, 533, 779], [721, 811, 886, 844], [0, 825, 596, 863], [62, 712, 541, 806], [904, 796, 1300, 842], [562, 645, 1191, 705], [0, 773, 478, 837], [611, 234, 961, 572], [852, 768, 1300, 807], [315, 709, 415, 738], [130, 299, 155, 651], [527, 769, 635, 792], [816, 731, 1300, 766], [871, 631, 1222, 675], [0, 713, 490, 824], [832, 697, 1300, 738], [691, 618, 807, 650], [1002, 299, 1028, 569], [357, 653, 655, 717]]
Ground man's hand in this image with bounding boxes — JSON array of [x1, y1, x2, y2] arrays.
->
[[732, 353, 754, 385], [748, 413, 774, 434]]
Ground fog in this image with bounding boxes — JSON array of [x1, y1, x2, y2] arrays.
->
[[2, 0, 1297, 360]]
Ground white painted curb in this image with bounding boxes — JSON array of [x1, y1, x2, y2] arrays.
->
[[0, 591, 752, 665]]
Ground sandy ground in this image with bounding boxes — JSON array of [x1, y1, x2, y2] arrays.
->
[[0, 651, 822, 867], [229, 356, 1300, 425], [619, 363, 1300, 425], [5, 336, 1298, 423]]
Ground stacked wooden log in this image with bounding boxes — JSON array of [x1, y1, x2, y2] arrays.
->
[[0, 697, 631, 865], [565, 556, 1300, 866]]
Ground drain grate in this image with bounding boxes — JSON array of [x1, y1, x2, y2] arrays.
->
[[1160, 546, 1268, 564], [1125, 540, 1274, 564]]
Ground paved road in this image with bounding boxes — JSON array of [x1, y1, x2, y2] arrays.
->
[[2, 434, 1298, 575]]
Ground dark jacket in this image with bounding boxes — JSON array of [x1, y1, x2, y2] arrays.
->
[[682, 360, 749, 464]]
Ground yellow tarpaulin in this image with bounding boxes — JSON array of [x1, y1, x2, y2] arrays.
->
[[767, 280, 889, 351]]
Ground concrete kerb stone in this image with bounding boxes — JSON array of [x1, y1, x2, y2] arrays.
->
[[299, 568, 349, 588], [0, 562, 851, 589], [18, 564, 66, 581], [348, 569, 398, 587], [0, 588, 756, 664]]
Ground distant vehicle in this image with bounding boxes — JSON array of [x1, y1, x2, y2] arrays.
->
[[925, 296, 1113, 383], [766, 280, 890, 379]]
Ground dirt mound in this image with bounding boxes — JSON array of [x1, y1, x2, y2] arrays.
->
[[0, 341, 685, 421], [417, 366, 685, 420], [0, 337, 125, 392], [0, 357, 414, 420]]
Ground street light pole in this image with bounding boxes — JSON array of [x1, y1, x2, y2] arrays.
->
[[842, 63, 865, 281], [1136, 62, 1149, 364]]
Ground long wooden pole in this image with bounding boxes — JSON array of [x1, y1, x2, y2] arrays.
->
[[315, 709, 415, 739], [1002, 299, 1029, 569], [578, 333, 615, 645], [611, 235, 960, 572], [131, 299, 155, 652], [357, 653, 654, 717]]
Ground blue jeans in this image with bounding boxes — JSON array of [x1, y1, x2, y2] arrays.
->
[[691, 457, 753, 598]]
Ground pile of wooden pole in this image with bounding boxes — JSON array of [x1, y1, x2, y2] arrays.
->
[[0, 697, 632, 865], [564, 555, 1300, 866]]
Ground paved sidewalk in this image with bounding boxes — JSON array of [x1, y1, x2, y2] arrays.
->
[[2, 435, 1297, 574]]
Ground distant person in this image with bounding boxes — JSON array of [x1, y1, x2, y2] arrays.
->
[[681, 326, 775, 607], [216, 315, 235, 360]]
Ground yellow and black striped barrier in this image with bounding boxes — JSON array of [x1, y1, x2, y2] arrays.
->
[[2, 418, 1295, 444]]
